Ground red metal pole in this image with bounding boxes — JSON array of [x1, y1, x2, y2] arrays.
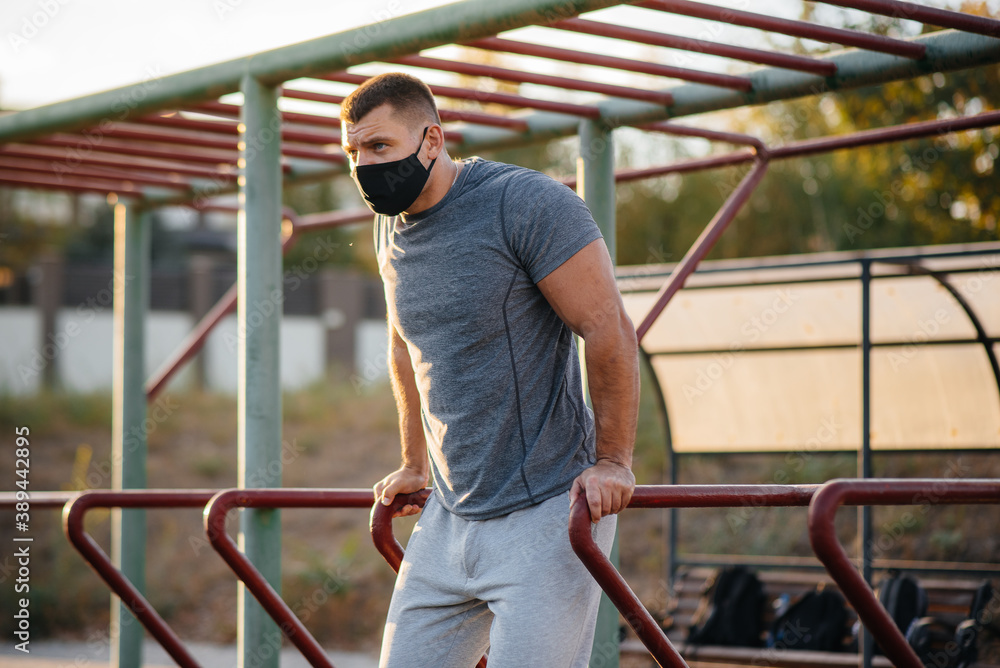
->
[[639, 121, 767, 150], [635, 157, 769, 343], [808, 479, 1000, 668], [391, 54, 674, 106], [465, 37, 753, 91], [550, 18, 838, 76], [636, 0, 926, 59], [0, 144, 236, 182], [815, 0, 1000, 37], [317, 74, 603, 119], [62, 490, 219, 668], [204, 489, 375, 668]]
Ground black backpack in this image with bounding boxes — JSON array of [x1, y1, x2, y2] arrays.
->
[[688, 566, 766, 647], [873, 571, 928, 656], [768, 587, 848, 652]]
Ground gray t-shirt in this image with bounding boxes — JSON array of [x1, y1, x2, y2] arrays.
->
[[375, 158, 603, 520]]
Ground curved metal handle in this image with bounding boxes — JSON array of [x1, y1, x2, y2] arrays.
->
[[369, 489, 487, 668], [568, 496, 688, 668], [369, 489, 432, 573]]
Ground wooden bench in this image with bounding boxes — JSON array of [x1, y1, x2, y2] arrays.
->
[[619, 566, 1000, 667]]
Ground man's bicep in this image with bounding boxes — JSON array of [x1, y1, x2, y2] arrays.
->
[[536, 238, 626, 339]]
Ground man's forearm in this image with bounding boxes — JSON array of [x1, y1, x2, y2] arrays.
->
[[584, 311, 640, 466], [388, 329, 429, 474]]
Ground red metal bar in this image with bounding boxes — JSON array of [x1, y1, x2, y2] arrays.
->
[[102, 123, 239, 151], [636, 0, 926, 59], [316, 74, 603, 119], [563, 109, 1000, 188], [0, 169, 144, 197], [635, 157, 769, 342], [62, 490, 219, 668], [279, 89, 467, 142], [392, 54, 673, 106], [569, 485, 819, 667], [808, 479, 1000, 668], [639, 121, 766, 150], [369, 489, 487, 668], [204, 488, 375, 668], [34, 134, 239, 167], [465, 37, 753, 91], [0, 155, 192, 190], [816, 0, 1000, 38], [135, 114, 342, 146], [549, 18, 838, 76], [768, 108, 1000, 159], [190, 100, 515, 132], [0, 144, 237, 182]]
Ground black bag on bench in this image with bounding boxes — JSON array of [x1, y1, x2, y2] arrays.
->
[[768, 586, 849, 652], [687, 565, 766, 647]]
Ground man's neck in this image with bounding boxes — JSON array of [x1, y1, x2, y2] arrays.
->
[[405, 155, 459, 216]]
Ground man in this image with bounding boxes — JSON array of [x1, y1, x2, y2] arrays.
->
[[341, 72, 639, 667]]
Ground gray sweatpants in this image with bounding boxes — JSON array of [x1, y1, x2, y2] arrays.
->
[[379, 490, 617, 668]]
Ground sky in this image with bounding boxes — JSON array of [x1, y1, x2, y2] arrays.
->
[[0, 0, 959, 112]]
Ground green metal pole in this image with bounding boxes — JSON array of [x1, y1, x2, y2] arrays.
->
[[238, 74, 283, 668], [110, 199, 150, 668], [577, 118, 620, 668]]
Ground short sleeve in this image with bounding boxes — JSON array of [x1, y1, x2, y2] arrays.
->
[[501, 170, 604, 284]]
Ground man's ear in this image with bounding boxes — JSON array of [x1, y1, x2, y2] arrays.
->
[[424, 123, 446, 160]]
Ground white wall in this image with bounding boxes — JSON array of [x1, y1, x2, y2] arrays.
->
[[0, 307, 385, 395], [0, 307, 42, 395]]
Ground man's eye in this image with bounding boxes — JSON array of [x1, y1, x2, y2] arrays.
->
[[373, 142, 387, 151]]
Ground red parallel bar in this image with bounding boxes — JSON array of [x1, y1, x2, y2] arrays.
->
[[370, 490, 488, 668], [101, 123, 238, 151], [34, 134, 239, 167], [560, 150, 756, 189], [0, 156, 192, 190], [569, 485, 818, 667], [808, 479, 1000, 668], [280, 89, 468, 142], [639, 121, 766, 149], [465, 37, 753, 91], [191, 99, 519, 133], [0, 144, 237, 182], [136, 114, 342, 146], [0, 169, 144, 196], [63, 490, 219, 668], [815, 0, 1000, 38], [318, 73, 603, 119], [550, 18, 838, 76], [590, 110, 1000, 189], [769, 108, 1000, 159], [392, 54, 674, 106], [204, 488, 376, 668], [636, 0, 927, 59], [635, 157, 769, 342]]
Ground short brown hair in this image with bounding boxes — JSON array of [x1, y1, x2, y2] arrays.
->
[[339, 72, 441, 128]]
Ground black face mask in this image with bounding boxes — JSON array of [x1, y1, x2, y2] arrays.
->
[[353, 127, 437, 216]]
